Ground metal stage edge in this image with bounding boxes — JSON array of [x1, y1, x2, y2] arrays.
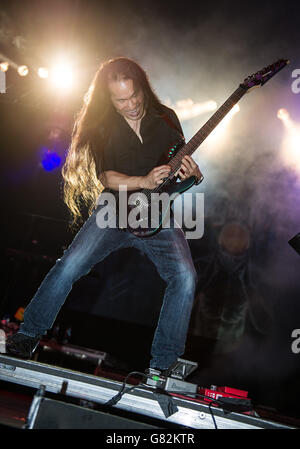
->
[[0, 354, 295, 429]]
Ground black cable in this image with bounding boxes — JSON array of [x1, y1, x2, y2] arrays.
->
[[104, 371, 146, 407], [208, 402, 218, 429], [104, 371, 250, 431], [139, 382, 224, 429]]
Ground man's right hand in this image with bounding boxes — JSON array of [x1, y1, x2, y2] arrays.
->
[[141, 165, 171, 189]]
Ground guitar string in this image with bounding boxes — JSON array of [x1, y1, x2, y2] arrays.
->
[[128, 61, 288, 218], [127, 61, 288, 213], [138, 86, 247, 205], [139, 61, 287, 205]]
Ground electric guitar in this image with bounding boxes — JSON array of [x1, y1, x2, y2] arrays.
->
[[113, 58, 289, 237]]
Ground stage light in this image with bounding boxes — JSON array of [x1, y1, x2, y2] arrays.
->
[[17, 65, 29, 76], [277, 108, 289, 121], [38, 67, 49, 79], [50, 63, 73, 90], [223, 103, 240, 122], [40, 147, 61, 171], [277, 108, 300, 172], [208, 103, 240, 141], [175, 99, 217, 121], [290, 131, 300, 150], [0, 62, 9, 72], [277, 108, 299, 137]]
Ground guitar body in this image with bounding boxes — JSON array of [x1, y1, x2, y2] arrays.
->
[[122, 175, 198, 238]]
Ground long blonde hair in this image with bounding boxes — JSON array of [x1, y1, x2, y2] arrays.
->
[[62, 57, 164, 229]]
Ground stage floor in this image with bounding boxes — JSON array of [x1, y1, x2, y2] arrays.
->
[[0, 354, 296, 429]]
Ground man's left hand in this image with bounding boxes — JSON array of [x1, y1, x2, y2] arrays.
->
[[175, 155, 203, 182]]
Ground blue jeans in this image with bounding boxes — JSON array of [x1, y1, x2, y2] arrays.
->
[[19, 203, 197, 370]]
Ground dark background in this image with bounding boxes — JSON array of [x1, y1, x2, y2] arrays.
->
[[0, 0, 300, 420]]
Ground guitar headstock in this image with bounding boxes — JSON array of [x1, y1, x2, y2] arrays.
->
[[241, 58, 289, 90]]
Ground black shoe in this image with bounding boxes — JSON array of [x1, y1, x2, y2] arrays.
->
[[149, 359, 198, 380], [145, 367, 170, 378], [6, 333, 41, 359]]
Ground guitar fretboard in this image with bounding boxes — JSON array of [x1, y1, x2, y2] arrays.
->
[[137, 84, 248, 201], [168, 85, 247, 174]]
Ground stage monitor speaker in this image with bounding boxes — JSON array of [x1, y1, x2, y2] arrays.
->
[[288, 232, 300, 256], [27, 397, 162, 429]]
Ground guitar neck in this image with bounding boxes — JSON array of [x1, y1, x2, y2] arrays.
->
[[169, 84, 248, 172], [136, 58, 289, 199]]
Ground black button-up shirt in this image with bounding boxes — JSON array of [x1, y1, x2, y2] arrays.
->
[[91, 105, 184, 179]]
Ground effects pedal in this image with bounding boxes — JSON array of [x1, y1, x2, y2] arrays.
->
[[145, 358, 198, 396]]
